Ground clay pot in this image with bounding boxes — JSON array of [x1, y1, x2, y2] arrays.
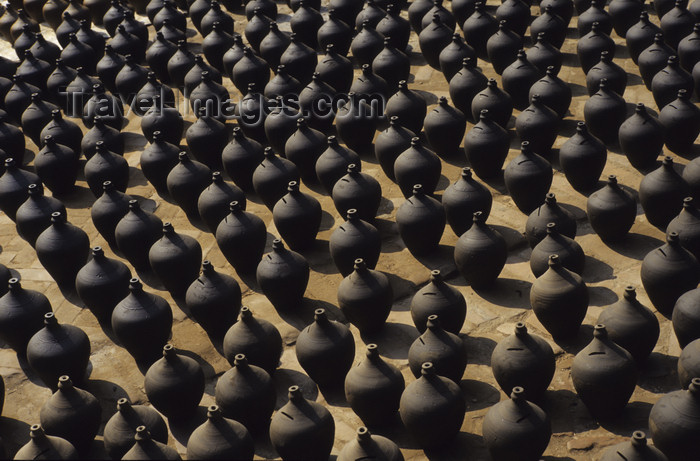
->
[[61, 34, 97, 76], [338, 427, 404, 461], [578, 22, 616, 74], [15, 183, 66, 247], [454, 211, 507, 288], [0, 278, 52, 353], [111, 278, 173, 364], [252, 148, 301, 210], [214, 354, 276, 435], [5, 75, 40, 123], [679, 338, 700, 389], [351, 20, 384, 66], [40, 376, 101, 453], [410, 270, 466, 334], [114, 200, 163, 272], [270, 386, 335, 461], [639, 156, 689, 230], [317, 9, 353, 56], [418, 13, 453, 70], [482, 387, 552, 461], [530, 223, 585, 277], [407, 0, 432, 32], [659, 89, 700, 155], [578, 0, 613, 36], [525, 194, 577, 248], [298, 73, 336, 133], [600, 431, 668, 461], [527, 34, 563, 76], [290, 2, 322, 50], [166, 152, 212, 221], [139, 133, 179, 196], [597, 286, 660, 364], [449, 57, 488, 120], [639, 34, 675, 90], [148, 222, 202, 298], [394, 138, 441, 198], [502, 50, 543, 111], [372, 38, 410, 94], [75, 246, 130, 324], [377, 4, 410, 51], [197, 172, 246, 234], [408, 315, 467, 383], [619, 103, 665, 171], [491, 322, 555, 401], [668, 197, 700, 260], [396, 184, 446, 256], [471, 78, 513, 129], [84, 141, 129, 198], [609, 0, 644, 38], [586, 51, 627, 97], [144, 344, 205, 421], [439, 33, 477, 82], [0, 116, 25, 166], [222, 306, 282, 374], [315, 136, 361, 195], [559, 122, 607, 191], [272, 181, 322, 251], [256, 239, 309, 312], [373, 116, 414, 181], [587, 175, 637, 241], [167, 40, 196, 88], [39, 109, 81, 155], [95, 45, 123, 93], [678, 23, 700, 72], [463, 2, 498, 60], [385, 80, 427, 135], [627, 12, 662, 64], [15, 425, 78, 460], [187, 405, 254, 460], [332, 164, 381, 222], [282, 118, 324, 184], [185, 261, 241, 339], [531, 255, 589, 340], [487, 21, 523, 76], [221, 127, 264, 194], [122, 426, 180, 460], [338, 259, 393, 334], [653, 56, 695, 112], [424, 96, 467, 157], [344, 344, 404, 427], [642, 231, 700, 318], [660, 1, 696, 50], [0, 158, 39, 221], [35, 211, 89, 291], [335, 93, 379, 155], [21, 93, 58, 148], [399, 362, 466, 448], [504, 141, 553, 214], [296, 308, 355, 388], [572, 325, 638, 420], [464, 109, 510, 179], [266, 98, 301, 157], [279, 33, 316, 86], [266, 67, 302, 104], [33, 136, 78, 196], [515, 94, 559, 158], [531, 6, 568, 48], [215, 201, 267, 276], [141, 96, 183, 146], [584, 78, 627, 146], [649, 378, 700, 460], [103, 398, 168, 460], [82, 87, 125, 132], [329, 209, 381, 276], [442, 167, 492, 236]]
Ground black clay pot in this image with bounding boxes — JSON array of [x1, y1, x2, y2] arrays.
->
[[449, 57, 488, 120], [464, 109, 510, 179], [317, 9, 353, 56], [399, 362, 466, 449], [252, 148, 301, 210], [264, 98, 300, 156], [442, 167, 492, 236], [602, 431, 667, 461], [652, 56, 695, 110], [27, 312, 90, 390], [39, 109, 82, 155], [559, 122, 607, 191], [331, 164, 382, 222], [627, 12, 662, 64], [114, 200, 163, 272], [396, 184, 446, 256], [679, 338, 700, 389], [314, 45, 353, 95], [297, 72, 335, 133], [338, 259, 393, 334], [598, 286, 660, 364], [84, 141, 129, 198], [531, 255, 589, 340], [394, 138, 441, 198], [639, 34, 675, 90], [587, 175, 637, 241], [282, 118, 324, 185], [344, 344, 405, 427], [279, 33, 316, 86], [411, 269, 466, 334], [272, 181, 322, 250], [222, 306, 283, 374], [571, 324, 638, 420], [660, 89, 700, 155], [222, 127, 264, 194], [256, 239, 309, 312], [439, 33, 477, 82], [352, 20, 384, 67], [471, 78, 513, 129], [668, 197, 700, 261], [527, 33, 563, 75], [187, 405, 254, 460], [530, 223, 585, 277], [504, 141, 553, 214], [103, 398, 169, 460], [315, 135, 361, 195], [216, 201, 267, 275], [15, 183, 65, 247], [270, 386, 335, 461], [486, 20, 523, 75], [525, 193, 577, 248], [385, 80, 427, 135], [531, 6, 567, 49], [424, 96, 467, 157], [35, 211, 89, 291], [578, 0, 613, 36], [122, 426, 180, 460], [678, 23, 700, 72], [214, 352, 276, 435], [0, 278, 52, 353], [34, 135, 78, 196], [146, 33, 177, 82], [502, 50, 543, 110], [149, 222, 202, 298], [335, 93, 379, 155], [583, 78, 627, 146], [141, 95, 183, 145], [329, 209, 382, 276], [660, 1, 695, 50], [639, 156, 689, 230], [95, 46, 123, 94], [0, 116, 25, 166], [75, 246, 130, 323], [619, 103, 665, 171], [82, 85, 125, 131], [372, 38, 410, 94], [21, 93, 58, 148], [642, 231, 700, 318], [482, 387, 552, 461], [586, 51, 627, 97], [81, 116, 125, 160], [491, 322, 555, 401], [144, 344, 205, 421], [111, 278, 172, 364], [377, 3, 410, 51], [140, 132, 179, 197], [577, 23, 616, 75], [167, 152, 212, 221], [15, 425, 78, 460], [463, 2, 498, 60], [649, 378, 700, 460], [408, 315, 467, 383], [609, 0, 644, 38], [39, 376, 101, 453], [296, 308, 355, 388], [454, 211, 507, 288], [515, 94, 559, 158], [290, 2, 322, 50], [197, 172, 246, 234], [374, 115, 415, 181], [0, 158, 39, 221], [167, 40, 195, 89], [418, 13, 453, 70]]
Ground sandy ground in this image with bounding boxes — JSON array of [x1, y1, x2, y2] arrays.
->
[[0, 0, 697, 459]]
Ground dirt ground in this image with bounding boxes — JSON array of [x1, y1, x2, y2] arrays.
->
[[0, 0, 697, 459]]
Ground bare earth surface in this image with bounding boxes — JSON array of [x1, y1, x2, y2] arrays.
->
[[0, 1, 696, 459]]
